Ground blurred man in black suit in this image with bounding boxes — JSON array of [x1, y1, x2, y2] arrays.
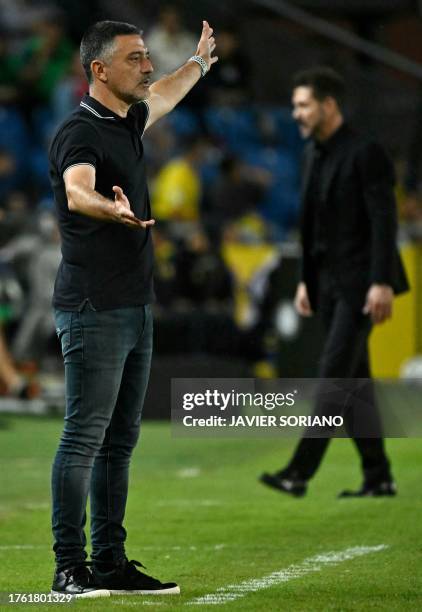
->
[[260, 67, 409, 498]]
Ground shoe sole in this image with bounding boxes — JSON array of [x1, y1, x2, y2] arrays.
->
[[108, 586, 181, 595], [51, 589, 110, 599]]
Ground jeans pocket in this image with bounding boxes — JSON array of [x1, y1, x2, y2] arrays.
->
[[55, 310, 84, 364], [55, 310, 71, 348]]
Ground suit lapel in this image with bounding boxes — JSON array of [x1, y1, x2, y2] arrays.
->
[[299, 143, 316, 237], [319, 153, 342, 204], [319, 126, 351, 204], [300, 126, 351, 234], [301, 142, 346, 203], [301, 141, 315, 201]]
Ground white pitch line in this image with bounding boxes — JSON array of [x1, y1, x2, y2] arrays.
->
[[187, 545, 388, 605], [177, 468, 201, 478]]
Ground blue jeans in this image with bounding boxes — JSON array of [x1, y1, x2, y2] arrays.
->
[[51, 302, 153, 570]]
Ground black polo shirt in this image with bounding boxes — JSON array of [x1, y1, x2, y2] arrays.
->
[[49, 93, 154, 311]]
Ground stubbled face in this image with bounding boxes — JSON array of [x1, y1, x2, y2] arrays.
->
[[292, 86, 326, 140], [98, 34, 153, 103]]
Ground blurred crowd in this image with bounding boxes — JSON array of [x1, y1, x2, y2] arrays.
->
[[0, 2, 421, 398]]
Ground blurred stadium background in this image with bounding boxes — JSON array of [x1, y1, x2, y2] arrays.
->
[[0, 0, 421, 416]]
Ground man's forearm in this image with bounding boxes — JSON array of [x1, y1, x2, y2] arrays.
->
[[149, 60, 202, 113], [66, 183, 117, 221]]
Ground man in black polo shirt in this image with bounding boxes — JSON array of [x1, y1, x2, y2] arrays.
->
[[49, 20, 217, 598]]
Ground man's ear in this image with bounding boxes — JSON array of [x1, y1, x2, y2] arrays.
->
[[91, 60, 108, 83], [323, 96, 339, 115]]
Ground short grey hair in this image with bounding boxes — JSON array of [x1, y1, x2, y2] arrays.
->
[[80, 20, 141, 83]]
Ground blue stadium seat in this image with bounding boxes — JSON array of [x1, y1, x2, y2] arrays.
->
[[261, 106, 304, 155], [261, 181, 300, 232], [0, 106, 29, 194], [29, 146, 50, 191], [32, 106, 55, 147], [166, 107, 200, 136], [240, 145, 299, 185], [232, 145, 300, 233], [205, 106, 260, 152]]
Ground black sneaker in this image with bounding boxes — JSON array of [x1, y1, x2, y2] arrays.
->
[[259, 471, 307, 497], [338, 481, 397, 498], [93, 558, 180, 595], [51, 562, 110, 598]]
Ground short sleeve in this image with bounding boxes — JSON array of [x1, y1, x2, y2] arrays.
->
[[55, 120, 103, 178]]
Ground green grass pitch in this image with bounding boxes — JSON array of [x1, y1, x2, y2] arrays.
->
[[0, 415, 421, 611]]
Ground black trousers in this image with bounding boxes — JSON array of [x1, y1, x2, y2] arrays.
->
[[286, 270, 392, 483]]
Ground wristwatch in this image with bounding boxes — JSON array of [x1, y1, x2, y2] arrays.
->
[[188, 55, 209, 77]]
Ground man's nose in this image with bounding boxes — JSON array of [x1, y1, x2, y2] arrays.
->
[[142, 59, 153, 73]]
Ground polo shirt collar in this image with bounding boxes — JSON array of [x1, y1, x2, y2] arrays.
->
[[80, 94, 122, 121]]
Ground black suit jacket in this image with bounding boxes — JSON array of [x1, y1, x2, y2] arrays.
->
[[300, 124, 409, 310]]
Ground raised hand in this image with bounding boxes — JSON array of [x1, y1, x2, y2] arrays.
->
[[112, 186, 155, 229], [196, 20, 218, 71]]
